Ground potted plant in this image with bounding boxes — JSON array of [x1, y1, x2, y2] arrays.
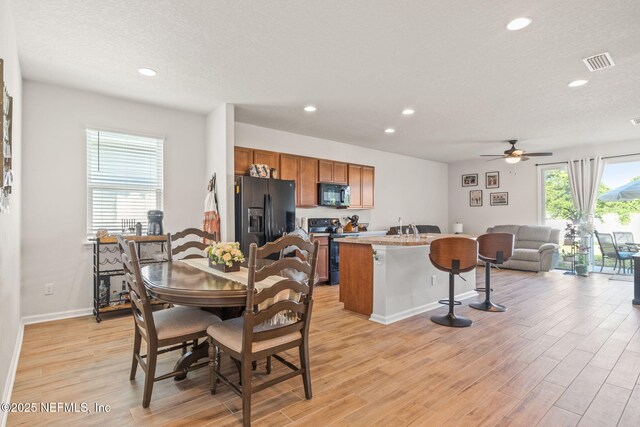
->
[[206, 242, 245, 272], [561, 249, 574, 262], [564, 222, 576, 246], [575, 253, 589, 276]]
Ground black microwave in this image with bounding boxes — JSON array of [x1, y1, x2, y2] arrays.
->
[[318, 183, 350, 207]]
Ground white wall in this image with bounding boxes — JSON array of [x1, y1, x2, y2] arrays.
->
[[235, 123, 449, 232], [448, 140, 640, 234], [0, 0, 22, 409], [206, 104, 235, 240], [21, 81, 207, 317]]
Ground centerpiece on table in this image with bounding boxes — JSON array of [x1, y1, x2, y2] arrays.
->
[[206, 242, 245, 272]]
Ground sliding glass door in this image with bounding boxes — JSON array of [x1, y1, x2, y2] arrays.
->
[[593, 158, 640, 274]]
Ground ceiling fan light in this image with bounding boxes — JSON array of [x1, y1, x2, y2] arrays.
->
[[505, 157, 521, 164]]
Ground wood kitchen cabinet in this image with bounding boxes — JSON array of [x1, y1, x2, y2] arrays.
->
[[361, 166, 375, 208], [253, 149, 279, 170], [298, 156, 318, 207], [348, 164, 374, 209], [234, 147, 279, 175], [279, 153, 318, 207], [311, 235, 329, 283], [318, 160, 348, 184], [348, 164, 362, 208], [333, 162, 348, 184], [236, 146, 375, 209], [234, 147, 253, 175]]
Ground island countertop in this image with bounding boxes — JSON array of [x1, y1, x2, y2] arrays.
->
[[334, 233, 477, 246]]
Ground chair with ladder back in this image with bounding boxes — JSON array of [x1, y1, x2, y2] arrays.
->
[[207, 234, 319, 427]]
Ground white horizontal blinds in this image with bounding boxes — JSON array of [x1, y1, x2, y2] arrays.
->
[[87, 129, 164, 238]]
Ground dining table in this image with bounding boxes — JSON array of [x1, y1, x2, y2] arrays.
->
[[141, 258, 290, 380]]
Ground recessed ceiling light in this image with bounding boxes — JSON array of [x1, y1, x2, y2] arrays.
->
[[568, 79, 588, 87], [402, 108, 415, 116], [138, 68, 157, 77], [384, 128, 395, 134], [304, 105, 317, 112], [506, 17, 532, 31]]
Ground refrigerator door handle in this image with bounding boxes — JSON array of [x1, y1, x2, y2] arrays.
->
[[264, 193, 273, 242]]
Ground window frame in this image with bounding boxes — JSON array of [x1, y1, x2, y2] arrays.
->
[[86, 128, 165, 239], [537, 163, 568, 226]]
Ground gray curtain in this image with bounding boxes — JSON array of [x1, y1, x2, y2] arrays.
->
[[567, 157, 603, 215]]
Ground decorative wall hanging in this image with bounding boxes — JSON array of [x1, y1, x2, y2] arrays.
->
[[486, 171, 499, 188], [0, 58, 14, 213], [462, 173, 478, 187], [490, 192, 509, 206], [470, 190, 483, 207]]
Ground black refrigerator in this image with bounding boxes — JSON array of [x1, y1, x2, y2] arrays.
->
[[234, 176, 296, 256]]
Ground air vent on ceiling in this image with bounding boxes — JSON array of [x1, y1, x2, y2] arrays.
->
[[631, 118, 640, 126], [583, 52, 615, 72]]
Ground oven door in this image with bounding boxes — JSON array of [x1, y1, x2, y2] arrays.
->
[[319, 183, 350, 207]]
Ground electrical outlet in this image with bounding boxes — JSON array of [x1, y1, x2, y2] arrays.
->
[[431, 275, 437, 286], [44, 283, 54, 296]]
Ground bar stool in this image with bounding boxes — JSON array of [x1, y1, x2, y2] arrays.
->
[[430, 237, 478, 327], [470, 233, 514, 312]]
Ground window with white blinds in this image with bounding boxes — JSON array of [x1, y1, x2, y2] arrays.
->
[[87, 129, 164, 238]]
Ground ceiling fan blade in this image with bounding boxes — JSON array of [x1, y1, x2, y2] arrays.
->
[[522, 152, 553, 157], [480, 155, 506, 157], [520, 156, 531, 161], [486, 157, 507, 161]]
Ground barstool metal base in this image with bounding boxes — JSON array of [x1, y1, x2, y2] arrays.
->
[[431, 313, 473, 327], [470, 300, 507, 312]]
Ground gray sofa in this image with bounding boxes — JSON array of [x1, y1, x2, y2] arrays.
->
[[486, 225, 561, 272]]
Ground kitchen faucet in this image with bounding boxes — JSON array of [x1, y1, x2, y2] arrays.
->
[[398, 217, 402, 235]]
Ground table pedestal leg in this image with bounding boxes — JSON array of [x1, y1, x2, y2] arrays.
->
[[174, 340, 209, 381]]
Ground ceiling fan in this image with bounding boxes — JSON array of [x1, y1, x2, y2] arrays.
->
[[481, 140, 553, 164]]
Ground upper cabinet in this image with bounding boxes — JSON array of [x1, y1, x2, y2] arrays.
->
[[348, 164, 362, 208], [234, 147, 253, 175], [253, 149, 279, 170], [235, 146, 373, 209], [298, 156, 318, 207], [279, 153, 318, 207], [348, 164, 375, 209], [333, 162, 348, 184], [361, 166, 375, 208], [234, 147, 279, 175], [318, 160, 348, 184]]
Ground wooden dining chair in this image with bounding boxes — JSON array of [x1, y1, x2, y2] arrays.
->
[[207, 234, 319, 427], [117, 235, 222, 408], [166, 228, 217, 261]]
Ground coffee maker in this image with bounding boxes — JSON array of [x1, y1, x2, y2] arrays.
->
[[147, 210, 164, 235]]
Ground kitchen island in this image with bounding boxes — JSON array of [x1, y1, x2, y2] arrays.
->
[[336, 234, 477, 325]]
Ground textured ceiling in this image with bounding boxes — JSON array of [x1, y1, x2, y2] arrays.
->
[[10, 0, 640, 162]]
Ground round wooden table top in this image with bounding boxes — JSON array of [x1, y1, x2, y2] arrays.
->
[[141, 261, 250, 307]]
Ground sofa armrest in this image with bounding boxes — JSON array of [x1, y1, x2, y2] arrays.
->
[[538, 243, 559, 253], [539, 243, 560, 272]]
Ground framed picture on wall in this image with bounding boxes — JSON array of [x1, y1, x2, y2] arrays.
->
[[462, 173, 478, 187], [486, 171, 499, 188], [470, 190, 483, 207], [490, 192, 508, 206]]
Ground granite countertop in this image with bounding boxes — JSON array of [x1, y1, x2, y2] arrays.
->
[[334, 233, 478, 246]]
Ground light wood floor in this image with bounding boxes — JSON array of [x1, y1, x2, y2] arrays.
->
[[9, 268, 640, 426]]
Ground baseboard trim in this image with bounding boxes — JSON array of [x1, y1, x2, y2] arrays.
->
[[369, 291, 478, 325], [22, 307, 93, 325], [1, 320, 24, 427], [1, 307, 94, 427]]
